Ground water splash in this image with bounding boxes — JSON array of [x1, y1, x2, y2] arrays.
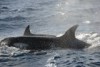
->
[[77, 32, 100, 50]]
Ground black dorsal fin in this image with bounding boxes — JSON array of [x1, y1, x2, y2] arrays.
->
[[24, 25, 32, 36], [60, 25, 79, 40]]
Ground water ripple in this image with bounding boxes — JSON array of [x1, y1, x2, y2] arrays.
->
[[0, 16, 27, 21]]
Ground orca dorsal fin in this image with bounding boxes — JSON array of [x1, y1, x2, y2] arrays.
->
[[61, 25, 79, 40], [24, 25, 32, 36]]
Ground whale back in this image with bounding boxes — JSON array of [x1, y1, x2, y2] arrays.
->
[[23, 25, 56, 37], [0, 25, 90, 50], [57, 25, 90, 49]]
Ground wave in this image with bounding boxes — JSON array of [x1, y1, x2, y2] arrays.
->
[[0, 6, 9, 13], [0, 16, 27, 21]]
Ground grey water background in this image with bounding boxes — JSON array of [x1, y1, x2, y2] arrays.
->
[[0, 0, 100, 67]]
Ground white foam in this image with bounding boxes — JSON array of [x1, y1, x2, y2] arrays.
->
[[77, 32, 100, 49], [45, 54, 58, 67], [56, 34, 63, 37], [76, 33, 90, 40]]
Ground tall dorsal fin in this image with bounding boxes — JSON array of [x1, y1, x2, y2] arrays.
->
[[60, 25, 79, 40], [24, 25, 32, 35]]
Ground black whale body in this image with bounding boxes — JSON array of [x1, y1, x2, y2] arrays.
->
[[0, 25, 90, 50], [0, 36, 56, 50]]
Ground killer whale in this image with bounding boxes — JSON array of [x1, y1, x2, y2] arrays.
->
[[24, 25, 56, 37], [0, 25, 90, 50]]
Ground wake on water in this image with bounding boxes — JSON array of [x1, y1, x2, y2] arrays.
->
[[0, 32, 100, 67]]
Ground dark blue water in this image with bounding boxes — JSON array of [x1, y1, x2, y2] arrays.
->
[[0, 0, 100, 67]]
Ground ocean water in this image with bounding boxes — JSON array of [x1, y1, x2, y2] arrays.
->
[[0, 0, 100, 67]]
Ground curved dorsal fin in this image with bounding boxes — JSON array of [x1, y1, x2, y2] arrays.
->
[[23, 25, 56, 37], [24, 25, 32, 36], [60, 25, 79, 40]]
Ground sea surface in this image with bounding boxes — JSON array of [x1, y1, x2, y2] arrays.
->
[[0, 0, 100, 67]]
